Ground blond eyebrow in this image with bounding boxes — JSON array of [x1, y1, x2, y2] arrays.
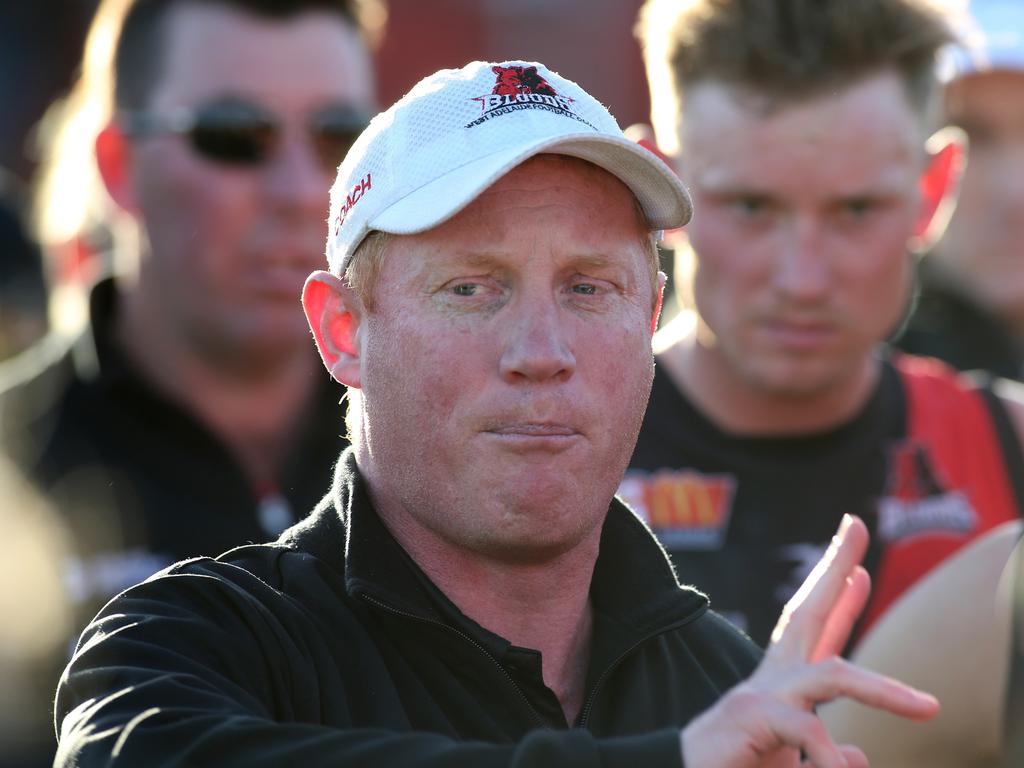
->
[[433, 252, 623, 270], [569, 254, 617, 269], [407, 250, 504, 281], [445, 251, 508, 268], [412, 248, 639, 284]]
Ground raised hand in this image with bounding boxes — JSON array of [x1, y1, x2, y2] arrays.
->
[[680, 515, 940, 768]]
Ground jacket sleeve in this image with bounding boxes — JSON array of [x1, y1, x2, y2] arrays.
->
[[54, 562, 686, 768]]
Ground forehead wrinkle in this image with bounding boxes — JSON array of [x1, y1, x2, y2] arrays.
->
[[469, 187, 616, 232], [390, 156, 652, 289], [467, 154, 643, 220]]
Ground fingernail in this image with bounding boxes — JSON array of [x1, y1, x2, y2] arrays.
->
[[826, 515, 853, 555]]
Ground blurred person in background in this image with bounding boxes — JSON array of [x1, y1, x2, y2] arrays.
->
[[0, 456, 74, 768], [0, 0, 381, 668], [27, 0, 124, 342], [897, 0, 1024, 380], [624, 0, 1024, 649], [0, 169, 48, 361]]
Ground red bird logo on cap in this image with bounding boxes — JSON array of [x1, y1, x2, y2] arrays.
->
[[490, 65, 558, 97]]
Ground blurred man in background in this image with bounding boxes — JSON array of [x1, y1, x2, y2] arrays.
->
[[0, 1, 380, 764], [0, 0, 379, 674], [897, 0, 1024, 380], [0, 456, 74, 768], [626, 0, 1024, 648]]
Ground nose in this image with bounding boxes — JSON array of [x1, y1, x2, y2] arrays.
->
[[773, 214, 829, 302], [499, 295, 576, 383], [262, 130, 332, 217]]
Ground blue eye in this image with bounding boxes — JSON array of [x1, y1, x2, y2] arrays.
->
[[734, 196, 769, 216], [843, 199, 873, 217], [452, 284, 478, 296], [572, 283, 598, 295]]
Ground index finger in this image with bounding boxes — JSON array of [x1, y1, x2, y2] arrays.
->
[[769, 514, 869, 660]]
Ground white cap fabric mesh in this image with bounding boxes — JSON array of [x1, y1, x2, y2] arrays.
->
[[325, 60, 692, 274]]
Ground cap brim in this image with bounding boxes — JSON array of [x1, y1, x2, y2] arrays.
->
[[368, 132, 691, 237]]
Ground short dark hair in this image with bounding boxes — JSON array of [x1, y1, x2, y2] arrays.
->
[[641, 0, 954, 129], [113, 0, 374, 110]]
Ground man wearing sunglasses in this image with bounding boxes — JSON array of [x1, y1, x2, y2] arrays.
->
[[0, 0, 378, 727]]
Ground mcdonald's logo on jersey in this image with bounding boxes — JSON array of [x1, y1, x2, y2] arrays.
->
[[618, 469, 736, 550]]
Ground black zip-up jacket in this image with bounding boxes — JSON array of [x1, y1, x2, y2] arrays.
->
[[2, 278, 346, 768], [55, 451, 762, 767]]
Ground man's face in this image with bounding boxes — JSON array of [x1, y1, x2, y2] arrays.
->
[[934, 71, 1024, 327], [677, 73, 924, 397], [355, 156, 659, 564], [129, 4, 375, 370]]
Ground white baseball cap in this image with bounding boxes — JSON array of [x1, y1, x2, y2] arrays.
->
[[939, 0, 1024, 82], [325, 60, 692, 274]]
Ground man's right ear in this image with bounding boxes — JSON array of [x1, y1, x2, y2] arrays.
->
[[302, 271, 363, 388], [909, 125, 967, 252], [95, 123, 140, 214]]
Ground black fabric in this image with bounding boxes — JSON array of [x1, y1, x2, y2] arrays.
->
[[0, 278, 346, 578], [896, 258, 1023, 381], [625, 350, 1024, 649], [625, 356, 903, 646], [54, 450, 762, 768], [0, 277, 348, 767]]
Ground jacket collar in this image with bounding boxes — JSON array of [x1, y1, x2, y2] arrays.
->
[[65, 276, 120, 385], [282, 449, 710, 655]]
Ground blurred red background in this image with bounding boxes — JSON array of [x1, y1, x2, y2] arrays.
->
[[0, 0, 651, 185]]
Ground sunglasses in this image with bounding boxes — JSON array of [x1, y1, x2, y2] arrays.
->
[[120, 99, 370, 173]]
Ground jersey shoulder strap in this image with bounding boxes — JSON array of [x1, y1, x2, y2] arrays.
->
[[969, 373, 1024, 514], [894, 353, 1022, 527], [860, 355, 1023, 634]]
